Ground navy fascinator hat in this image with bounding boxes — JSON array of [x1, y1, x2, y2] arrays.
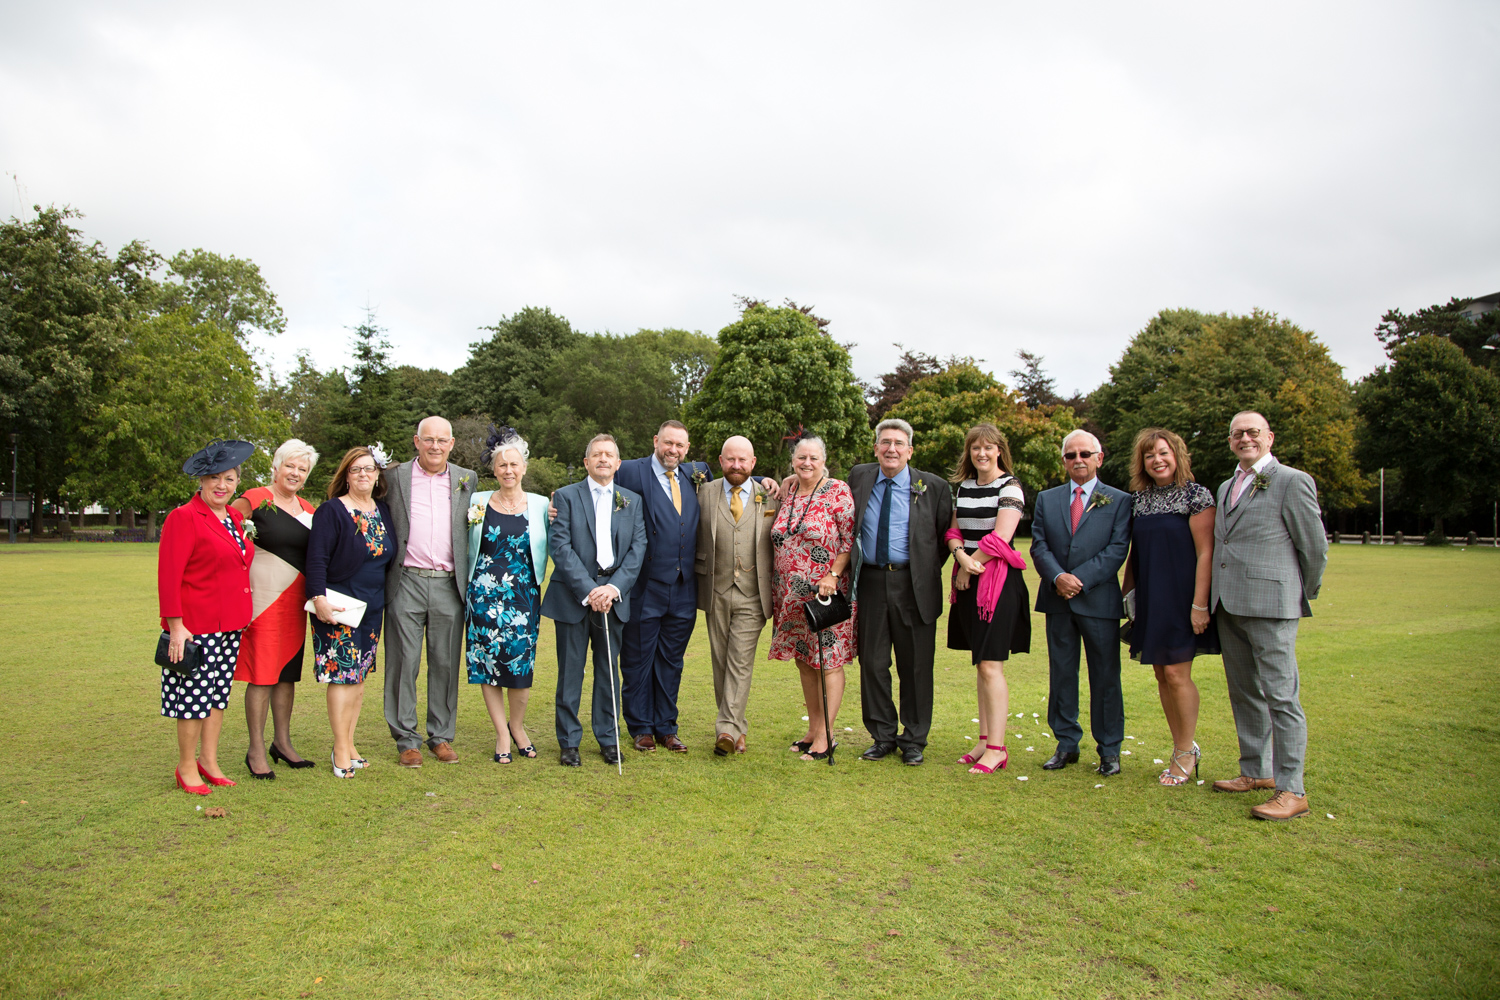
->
[[182, 439, 255, 476]]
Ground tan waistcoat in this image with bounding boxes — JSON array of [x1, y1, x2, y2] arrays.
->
[[713, 499, 760, 599]]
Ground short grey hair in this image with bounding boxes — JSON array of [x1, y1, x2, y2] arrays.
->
[[1060, 429, 1101, 456], [584, 433, 619, 460], [792, 435, 828, 461], [489, 433, 530, 467], [271, 438, 320, 472], [874, 418, 914, 446]]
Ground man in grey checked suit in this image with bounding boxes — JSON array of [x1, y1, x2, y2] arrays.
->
[[540, 434, 648, 767], [384, 416, 478, 767], [1210, 411, 1328, 821]]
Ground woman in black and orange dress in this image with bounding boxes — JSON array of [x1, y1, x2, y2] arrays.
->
[[232, 439, 319, 778]]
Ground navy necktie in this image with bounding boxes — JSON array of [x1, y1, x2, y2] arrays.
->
[[876, 478, 894, 566]]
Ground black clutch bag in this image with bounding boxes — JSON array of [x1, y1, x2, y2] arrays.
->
[[802, 592, 852, 633], [155, 631, 202, 676]]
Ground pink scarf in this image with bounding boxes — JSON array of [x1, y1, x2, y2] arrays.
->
[[946, 527, 1028, 621]]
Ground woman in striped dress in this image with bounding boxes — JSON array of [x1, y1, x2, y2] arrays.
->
[[944, 424, 1030, 775]]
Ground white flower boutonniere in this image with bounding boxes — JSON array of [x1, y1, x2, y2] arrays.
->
[[467, 502, 485, 526], [614, 491, 630, 511], [1086, 492, 1114, 512], [240, 518, 258, 541]]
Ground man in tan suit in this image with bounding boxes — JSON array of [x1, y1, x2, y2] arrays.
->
[[695, 436, 778, 756]]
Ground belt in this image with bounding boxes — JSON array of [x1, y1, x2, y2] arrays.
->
[[869, 562, 909, 571], [406, 568, 453, 578]]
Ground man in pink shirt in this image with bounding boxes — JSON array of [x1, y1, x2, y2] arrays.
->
[[383, 416, 478, 766]]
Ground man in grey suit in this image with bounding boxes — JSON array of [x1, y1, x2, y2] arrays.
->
[[383, 416, 478, 767], [540, 434, 648, 767], [694, 435, 778, 757], [1030, 430, 1133, 776], [1210, 411, 1328, 821], [850, 418, 953, 766]]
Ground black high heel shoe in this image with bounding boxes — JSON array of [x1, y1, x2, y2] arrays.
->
[[245, 752, 276, 780], [508, 727, 538, 759], [269, 743, 316, 769]]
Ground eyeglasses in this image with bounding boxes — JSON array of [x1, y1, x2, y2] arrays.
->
[[1229, 428, 1265, 440], [348, 465, 378, 475], [418, 436, 453, 446], [1063, 450, 1096, 460]]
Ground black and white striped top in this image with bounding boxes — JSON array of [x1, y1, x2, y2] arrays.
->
[[954, 476, 1025, 551]]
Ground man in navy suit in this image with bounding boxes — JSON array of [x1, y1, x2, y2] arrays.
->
[[540, 434, 647, 767], [1029, 430, 1133, 776], [613, 420, 713, 752]]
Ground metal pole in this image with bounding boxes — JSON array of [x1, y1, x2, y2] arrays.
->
[[1379, 468, 1385, 544], [600, 609, 622, 775], [7, 432, 16, 544], [1494, 501, 1497, 548]]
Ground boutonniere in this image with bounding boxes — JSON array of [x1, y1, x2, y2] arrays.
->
[[467, 502, 485, 526], [240, 518, 258, 540], [1251, 472, 1271, 494], [690, 467, 709, 487], [614, 491, 630, 511], [910, 478, 928, 497], [458, 475, 474, 492], [1086, 492, 1114, 511], [256, 497, 277, 513], [753, 489, 765, 505]]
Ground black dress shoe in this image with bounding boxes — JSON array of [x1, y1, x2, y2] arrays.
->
[[601, 745, 622, 765], [559, 747, 581, 767], [901, 747, 924, 766], [1042, 749, 1080, 770], [861, 741, 898, 761], [1096, 755, 1121, 777]]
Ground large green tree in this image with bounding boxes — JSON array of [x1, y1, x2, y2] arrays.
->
[[441, 307, 583, 424], [684, 303, 867, 476], [1090, 308, 1366, 508], [884, 361, 1078, 497], [1375, 296, 1500, 373], [155, 248, 286, 341], [1355, 335, 1500, 540]]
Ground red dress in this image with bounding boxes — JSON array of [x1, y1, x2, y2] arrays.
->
[[233, 486, 317, 685], [769, 479, 857, 669]]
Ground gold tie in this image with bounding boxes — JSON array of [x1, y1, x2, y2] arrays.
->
[[729, 485, 743, 522], [670, 471, 682, 515]]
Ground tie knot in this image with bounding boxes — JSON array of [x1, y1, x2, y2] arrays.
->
[[1075, 486, 1084, 497]]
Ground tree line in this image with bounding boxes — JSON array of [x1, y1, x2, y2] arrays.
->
[[3, 204, 1497, 541]]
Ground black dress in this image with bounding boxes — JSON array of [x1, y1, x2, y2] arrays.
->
[[1129, 482, 1222, 665], [946, 476, 1031, 664]]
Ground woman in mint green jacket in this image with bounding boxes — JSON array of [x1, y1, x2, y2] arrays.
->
[[463, 430, 551, 763]]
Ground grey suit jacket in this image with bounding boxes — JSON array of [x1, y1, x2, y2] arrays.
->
[[1210, 457, 1328, 619], [539, 478, 648, 625], [383, 459, 478, 606], [847, 463, 953, 626], [694, 479, 778, 619]]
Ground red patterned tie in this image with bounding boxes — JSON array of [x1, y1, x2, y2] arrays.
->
[[1070, 486, 1084, 534]]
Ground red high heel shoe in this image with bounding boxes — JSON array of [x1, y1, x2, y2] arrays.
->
[[959, 736, 988, 766], [176, 768, 212, 795], [968, 744, 1008, 774], [196, 761, 237, 787]]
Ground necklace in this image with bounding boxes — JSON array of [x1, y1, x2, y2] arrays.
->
[[493, 491, 526, 514], [269, 483, 303, 514], [783, 475, 828, 538]]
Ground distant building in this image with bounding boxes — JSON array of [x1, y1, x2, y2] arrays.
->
[[1458, 292, 1500, 322]]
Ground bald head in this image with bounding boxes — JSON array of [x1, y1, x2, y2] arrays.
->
[[719, 435, 756, 487], [414, 415, 455, 474]]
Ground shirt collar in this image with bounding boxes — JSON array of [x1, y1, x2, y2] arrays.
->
[[1241, 454, 1274, 475], [722, 478, 751, 499], [590, 478, 614, 494], [878, 465, 911, 488], [413, 462, 449, 480], [650, 453, 673, 480], [1070, 477, 1099, 498]]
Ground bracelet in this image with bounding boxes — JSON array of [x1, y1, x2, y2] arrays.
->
[[1191, 604, 1208, 612]]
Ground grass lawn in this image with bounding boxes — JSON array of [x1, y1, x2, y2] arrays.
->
[[0, 541, 1496, 999]]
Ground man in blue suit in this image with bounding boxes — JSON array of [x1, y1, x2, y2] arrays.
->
[[613, 420, 713, 753], [540, 434, 647, 767], [1030, 430, 1133, 776]]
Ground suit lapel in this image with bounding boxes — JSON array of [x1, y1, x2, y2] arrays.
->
[[194, 495, 248, 566], [852, 467, 874, 530]]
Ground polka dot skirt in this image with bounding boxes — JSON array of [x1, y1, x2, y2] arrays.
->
[[160, 630, 242, 720]]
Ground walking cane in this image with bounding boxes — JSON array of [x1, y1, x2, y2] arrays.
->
[[815, 630, 836, 768], [599, 607, 623, 775]]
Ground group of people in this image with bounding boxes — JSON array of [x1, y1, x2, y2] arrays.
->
[[156, 408, 1328, 821]]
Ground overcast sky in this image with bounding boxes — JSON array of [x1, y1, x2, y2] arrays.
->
[[2, 2, 1496, 397]]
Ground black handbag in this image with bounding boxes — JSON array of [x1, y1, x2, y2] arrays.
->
[[155, 631, 202, 676], [802, 591, 852, 633]]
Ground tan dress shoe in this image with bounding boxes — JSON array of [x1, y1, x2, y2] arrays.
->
[[1250, 790, 1310, 821], [735, 734, 746, 754], [399, 748, 423, 768], [714, 734, 736, 756], [431, 742, 459, 763], [1212, 774, 1276, 793]]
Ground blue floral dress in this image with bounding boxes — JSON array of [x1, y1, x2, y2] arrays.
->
[[465, 508, 540, 688], [312, 506, 392, 685]]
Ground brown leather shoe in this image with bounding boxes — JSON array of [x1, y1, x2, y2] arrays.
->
[[430, 742, 459, 764], [398, 748, 423, 768], [1212, 774, 1276, 793], [633, 734, 657, 752], [661, 734, 688, 753], [1250, 790, 1310, 821], [735, 734, 746, 754], [714, 734, 735, 756]]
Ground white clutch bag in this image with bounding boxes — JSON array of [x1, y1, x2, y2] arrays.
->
[[305, 588, 367, 627], [1123, 588, 1136, 621]]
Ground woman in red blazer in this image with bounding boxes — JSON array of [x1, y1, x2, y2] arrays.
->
[[158, 440, 256, 795]]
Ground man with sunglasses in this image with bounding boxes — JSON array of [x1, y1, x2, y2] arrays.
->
[[1030, 430, 1133, 776], [1210, 411, 1327, 821]]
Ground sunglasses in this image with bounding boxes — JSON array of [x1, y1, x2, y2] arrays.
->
[[1063, 450, 1096, 461]]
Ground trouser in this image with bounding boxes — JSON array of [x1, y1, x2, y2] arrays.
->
[[1217, 609, 1306, 794], [620, 577, 697, 737], [857, 566, 936, 750], [384, 570, 465, 751], [553, 613, 625, 750], [1044, 610, 1124, 757], [708, 587, 767, 740]]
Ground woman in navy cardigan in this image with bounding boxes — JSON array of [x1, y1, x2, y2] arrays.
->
[[305, 446, 394, 778]]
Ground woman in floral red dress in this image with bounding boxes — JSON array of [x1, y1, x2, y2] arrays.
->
[[769, 435, 856, 761]]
